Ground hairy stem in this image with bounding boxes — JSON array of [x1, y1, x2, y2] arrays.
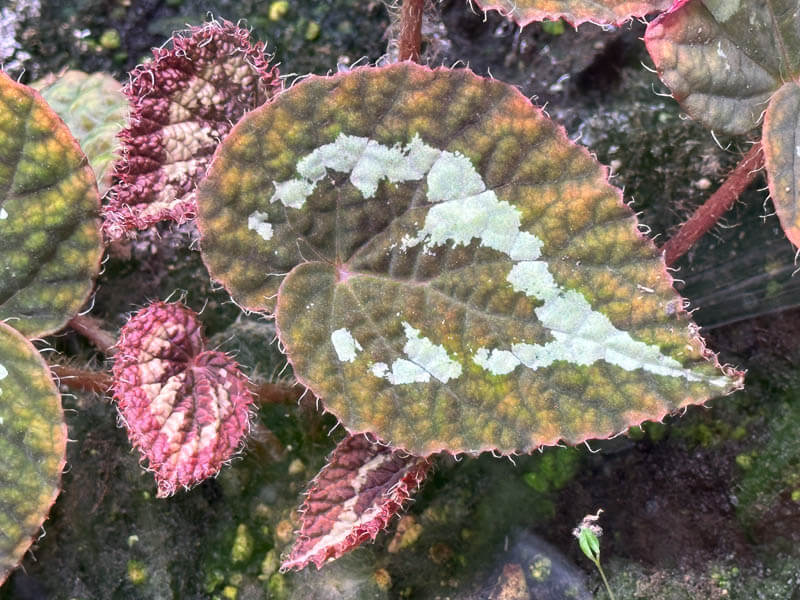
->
[[50, 361, 302, 407], [398, 0, 424, 62], [50, 364, 112, 394], [68, 314, 117, 355], [662, 143, 764, 267], [252, 381, 305, 406]]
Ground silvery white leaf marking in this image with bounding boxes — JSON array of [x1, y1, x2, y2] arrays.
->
[[247, 210, 273, 240], [370, 322, 462, 385], [282, 133, 719, 386], [331, 328, 362, 363]]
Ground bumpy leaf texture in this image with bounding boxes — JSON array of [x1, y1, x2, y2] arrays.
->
[[472, 0, 670, 26], [112, 301, 254, 497], [198, 63, 742, 456], [0, 70, 103, 338], [0, 322, 66, 584], [34, 70, 128, 195], [282, 434, 430, 571], [103, 20, 280, 240], [646, 1, 800, 247]]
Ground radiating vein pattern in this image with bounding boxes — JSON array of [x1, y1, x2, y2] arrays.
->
[[0, 70, 102, 337], [0, 322, 66, 585], [198, 63, 741, 455]]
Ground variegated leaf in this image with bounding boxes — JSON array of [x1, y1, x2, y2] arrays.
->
[[103, 20, 280, 240], [112, 301, 254, 497], [282, 434, 430, 570]]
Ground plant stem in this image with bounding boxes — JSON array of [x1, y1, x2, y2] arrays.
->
[[593, 557, 616, 600], [661, 143, 764, 267], [252, 381, 305, 406], [68, 314, 117, 355], [398, 0, 424, 62], [50, 364, 112, 394]]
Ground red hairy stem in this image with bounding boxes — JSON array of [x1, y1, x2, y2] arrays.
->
[[252, 381, 305, 406], [50, 364, 301, 404], [68, 314, 117, 355], [398, 0, 425, 62], [50, 364, 113, 394], [662, 143, 764, 267]]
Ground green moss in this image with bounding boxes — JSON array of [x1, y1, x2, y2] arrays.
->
[[541, 20, 565, 35], [99, 29, 121, 49], [126, 560, 148, 585], [305, 21, 321, 41], [738, 399, 800, 531], [269, 1, 289, 21], [268, 573, 288, 599], [231, 524, 254, 563]]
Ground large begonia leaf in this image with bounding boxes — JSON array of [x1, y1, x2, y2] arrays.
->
[[112, 301, 254, 497], [0, 321, 67, 584], [0, 70, 103, 338], [103, 20, 280, 240], [646, 1, 800, 247], [645, 0, 794, 135], [282, 434, 430, 571], [197, 63, 742, 456], [473, 0, 670, 26], [34, 70, 128, 196]]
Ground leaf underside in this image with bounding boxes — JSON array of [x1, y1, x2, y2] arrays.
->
[[646, 0, 800, 248], [112, 301, 254, 497], [0, 322, 66, 585], [198, 63, 741, 456], [0, 70, 103, 338], [103, 19, 280, 240], [282, 434, 430, 571], [35, 70, 128, 196], [472, 0, 670, 26]]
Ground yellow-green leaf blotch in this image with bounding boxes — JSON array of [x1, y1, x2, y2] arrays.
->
[[33, 70, 128, 195], [0, 70, 103, 338], [198, 63, 742, 456], [0, 321, 67, 584]]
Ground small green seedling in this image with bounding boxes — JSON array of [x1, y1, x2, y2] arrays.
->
[[574, 509, 615, 600]]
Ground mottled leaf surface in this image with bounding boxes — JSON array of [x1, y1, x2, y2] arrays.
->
[[645, 0, 793, 135], [35, 70, 128, 195], [646, 1, 800, 247], [103, 20, 280, 240], [282, 434, 430, 571], [112, 301, 254, 497], [473, 0, 670, 26], [0, 321, 66, 584], [0, 70, 103, 338], [198, 63, 741, 455]]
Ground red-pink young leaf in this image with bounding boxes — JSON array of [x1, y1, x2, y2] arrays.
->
[[282, 434, 431, 571], [103, 19, 280, 240], [112, 301, 254, 497]]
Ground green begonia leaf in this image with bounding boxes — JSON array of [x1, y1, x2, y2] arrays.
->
[[34, 70, 128, 196], [646, 1, 800, 248], [473, 0, 670, 26], [198, 63, 741, 455], [0, 321, 66, 584], [0, 70, 103, 338]]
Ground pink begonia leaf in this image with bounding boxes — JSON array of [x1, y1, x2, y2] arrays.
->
[[472, 0, 671, 27], [282, 434, 431, 570], [112, 301, 254, 497], [103, 20, 280, 240]]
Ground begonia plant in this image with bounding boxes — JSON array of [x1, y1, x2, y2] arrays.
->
[[5, 0, 785, 588]]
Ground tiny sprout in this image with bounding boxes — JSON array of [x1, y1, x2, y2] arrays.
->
[[573, 509, 615, 600]]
